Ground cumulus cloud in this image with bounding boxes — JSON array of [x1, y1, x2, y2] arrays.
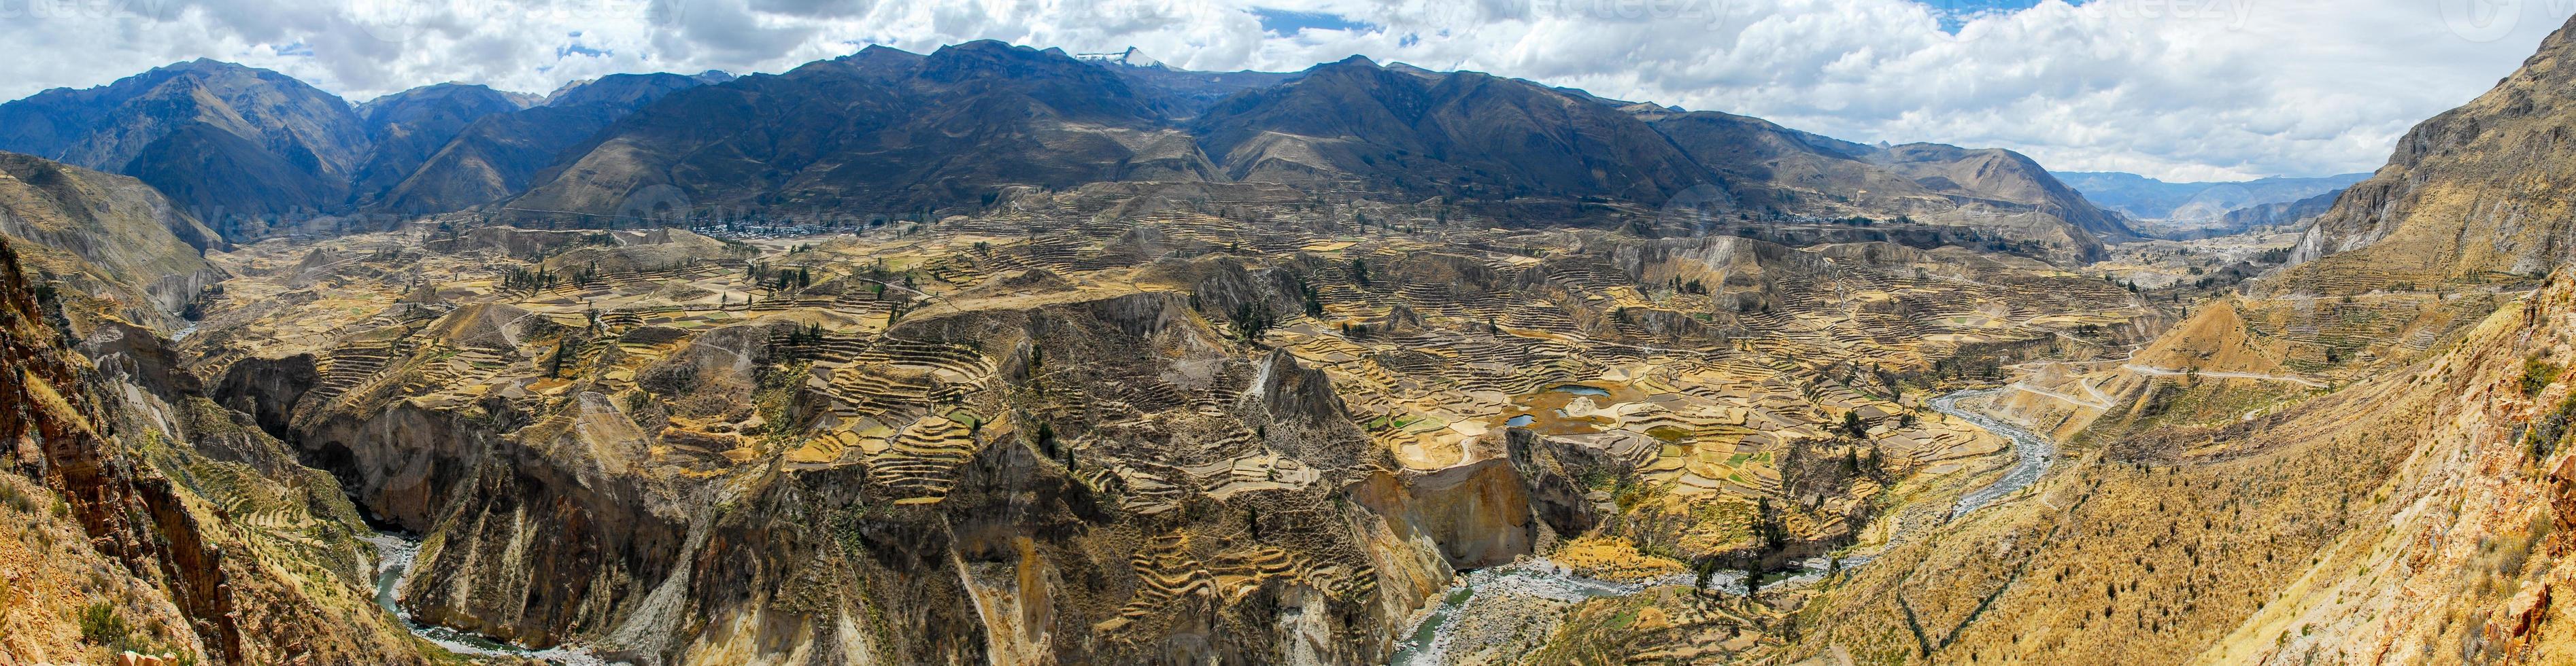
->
[[0, 0, 2564, 180]]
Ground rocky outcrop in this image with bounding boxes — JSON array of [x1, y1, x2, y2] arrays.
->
[[1244, 348, 1354, 433], [1504, 428, 1612, 539], [80, 319, 204, 403], [1338, 429, 1619, 573], [211, 353, 315, 440], [296, 400, 497, 531], [1366, 459, 1538, 569]]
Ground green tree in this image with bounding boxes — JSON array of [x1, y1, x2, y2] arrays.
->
[[1231, 301, 1276, 343]]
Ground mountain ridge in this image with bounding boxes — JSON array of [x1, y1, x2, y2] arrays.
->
[[0, 46, 2135, 263]]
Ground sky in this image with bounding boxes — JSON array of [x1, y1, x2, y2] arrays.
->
[[0, 0, 2568, 182]]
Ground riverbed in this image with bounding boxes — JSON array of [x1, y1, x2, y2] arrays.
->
[[1386, 554, 1859, 665], [365, 531, 619, 665], [1927, 388, 2056, 519]]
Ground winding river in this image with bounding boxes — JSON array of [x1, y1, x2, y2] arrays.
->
[[1387, 559, 1680, 666], [364, 531, 617, 665], [1927, 388, 2056, 520], [1387, 554, 1859, 666]]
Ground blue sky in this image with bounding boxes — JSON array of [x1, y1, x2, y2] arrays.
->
[[1252, 7, 1377, 34], [1920, 0, 2075, 31]]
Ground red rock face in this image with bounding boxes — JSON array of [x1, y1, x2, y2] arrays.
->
[[0, 239, 241, 661]]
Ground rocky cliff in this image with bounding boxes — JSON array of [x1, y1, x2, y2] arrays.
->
[[2286, 13, 2576, 291], [0, 237, 433, 663], [0, 153, 223, 330]]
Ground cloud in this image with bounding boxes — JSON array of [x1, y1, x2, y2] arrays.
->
[[0, 0, 2564, 181]]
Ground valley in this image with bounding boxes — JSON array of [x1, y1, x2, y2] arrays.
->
[[0, 12, 2570, 666], [148, 186, 2158, 662]]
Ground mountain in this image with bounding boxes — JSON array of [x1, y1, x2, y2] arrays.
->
[[498, 41, 1197, 224], [1191, 55, 1707, 203], [494, 45, 2127, 260], [2283, 14, 2576, 290], [2202, 188, 2341, 238], [1628, 107, 2135, 256], [1081, 48, 1306, 118], [120, 123, 352, 238], [0, 48, 2134, 263], [344, 83, 533, 207], [1869, 143, 2139, 242], [1633, 108, 1937, 215], [0, 152, 222, 328], [370, 72, 728, 214], [0, 60, 369, 235], [2054, 171, 2367, 233], [0, 60, 730, 228]]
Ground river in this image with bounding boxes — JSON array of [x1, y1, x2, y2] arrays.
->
[[363, 531, 620, 665], [1386, 554, 1859, 666], [1927, 388, 2056, 520]]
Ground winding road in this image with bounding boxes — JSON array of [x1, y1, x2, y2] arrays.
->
[[2118, 364, 2326, 387], [1929, 389, 2057, 520]]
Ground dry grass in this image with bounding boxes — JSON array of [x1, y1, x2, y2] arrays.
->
[[1772, 370, 2426, 664], [1553, 534, 1689, 582]]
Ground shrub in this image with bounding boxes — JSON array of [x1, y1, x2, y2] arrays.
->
[[0, 480, 34, 514], [79, 601, 135, 650], [2522, 358, 2560, 396], [2525, 392, 2576, 458]]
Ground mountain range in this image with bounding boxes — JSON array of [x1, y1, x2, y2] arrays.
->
[[0, 60, 730, 239], [0, 43, 2135, 262], [2053, 171, 2368, 236]]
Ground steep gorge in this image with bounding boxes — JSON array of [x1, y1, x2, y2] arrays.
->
[[0, 237, 434, 663]]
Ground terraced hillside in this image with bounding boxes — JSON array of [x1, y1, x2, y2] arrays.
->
[[160, 181, 2158, 663], [1522, 16, 2576, 663], [1716, 270, 2576, 665]]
